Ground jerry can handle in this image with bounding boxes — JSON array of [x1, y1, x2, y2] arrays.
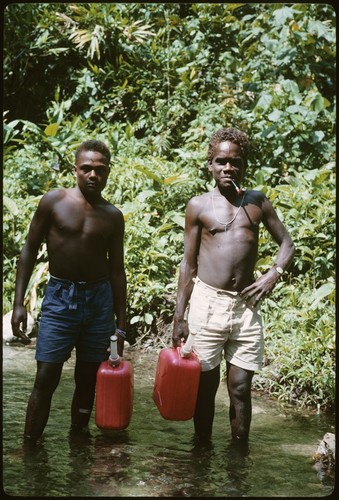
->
[[180, 333, 195, 358], [109, 335, 120, 366]]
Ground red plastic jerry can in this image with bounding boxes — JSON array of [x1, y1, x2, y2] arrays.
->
[[153, 343, 201, 421], [95, 335, 134, 430]]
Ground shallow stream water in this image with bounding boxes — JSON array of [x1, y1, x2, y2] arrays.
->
[[2, 343, 335, 497]]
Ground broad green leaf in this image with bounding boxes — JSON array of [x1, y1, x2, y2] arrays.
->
[[267, 109, 282, 122], [44, 123, 59, 137], [255, 93, 272, 110], [310, 282, 335, 310], [144, 313, 153, 325], [3, 196, 18, 215], [134, 164, 164, 184], [130, 316, 141, 324]]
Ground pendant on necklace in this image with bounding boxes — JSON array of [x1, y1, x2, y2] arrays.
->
[[211, 191, 246, 231]]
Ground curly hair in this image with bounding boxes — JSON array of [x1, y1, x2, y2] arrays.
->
[[75, 140, 111, 165], [207, 127, 250, 167]]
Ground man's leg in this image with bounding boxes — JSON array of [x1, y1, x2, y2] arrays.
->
[[193, 364, 220, 441], [71, 360, 101, 430], [226, 361, 254, 441], [24, 361, 63, 443]]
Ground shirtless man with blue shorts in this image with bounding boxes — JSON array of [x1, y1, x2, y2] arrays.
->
[[11, 140, 127, 444], [172, 127, 295, 444]]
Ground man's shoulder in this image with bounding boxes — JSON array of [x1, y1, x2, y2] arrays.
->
[[186, 192, 211, 219], [187, 191, 211, 205], [100, 198, 124, 218], [38, 188, 71, 208], [43, 187, 73, 200], [245, 189, 267, 202]]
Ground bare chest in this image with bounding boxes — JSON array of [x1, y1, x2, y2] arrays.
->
[[200, 196, 262, 235], [51, 203, 112, 240]]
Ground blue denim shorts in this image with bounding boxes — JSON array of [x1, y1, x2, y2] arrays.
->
[[36, 276, 116, 363]]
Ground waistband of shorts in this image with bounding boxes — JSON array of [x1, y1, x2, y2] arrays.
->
[[193, 276, 239, 297], [49, 274, 110, 289]]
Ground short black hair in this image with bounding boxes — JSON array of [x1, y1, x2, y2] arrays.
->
[[75, 140, 111, 165], [208, 127, 250, 167]]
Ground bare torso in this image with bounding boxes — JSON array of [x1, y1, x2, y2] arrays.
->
[[44, 188, 121, 281], [195, 189, 265, 291]]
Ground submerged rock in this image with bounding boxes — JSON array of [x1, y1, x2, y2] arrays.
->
[[312, 432, 335, 483]]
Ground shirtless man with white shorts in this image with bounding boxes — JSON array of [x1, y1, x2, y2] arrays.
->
[[172, 127, 295, 444]]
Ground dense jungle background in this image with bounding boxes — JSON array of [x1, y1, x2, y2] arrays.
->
[[3, 3, 335, 410]]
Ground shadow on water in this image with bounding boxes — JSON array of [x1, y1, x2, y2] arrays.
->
[[2, 344, 335, 497]]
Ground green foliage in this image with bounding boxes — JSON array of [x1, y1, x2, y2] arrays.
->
[[256, 275, 335, 410], [254, 162, 336, 283], [104, 154, 201, 340], [3, 3, 335, 409]]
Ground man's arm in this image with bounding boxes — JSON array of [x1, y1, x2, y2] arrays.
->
[[11, 193, 53, 340], [108, 209, 127, 357], [240, 195, 295, 306], [172, 197, 201, 347]]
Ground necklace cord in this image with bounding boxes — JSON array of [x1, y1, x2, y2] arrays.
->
[[212, 190, 245, 228]]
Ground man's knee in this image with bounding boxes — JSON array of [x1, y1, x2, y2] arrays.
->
[[229, 380, 251, 403], [227, 363, 253, 401], [34, 363, 63, 394]]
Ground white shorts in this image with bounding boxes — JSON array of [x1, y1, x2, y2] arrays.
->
[[187, 277, 264, 372]]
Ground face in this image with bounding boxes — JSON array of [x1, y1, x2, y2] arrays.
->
[[74, 150, 110, 197], [208, 141, 245, 190]]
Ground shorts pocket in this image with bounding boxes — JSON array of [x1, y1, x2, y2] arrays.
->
[[42, 281, 69, 312], [188, 293, 213, 332]]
